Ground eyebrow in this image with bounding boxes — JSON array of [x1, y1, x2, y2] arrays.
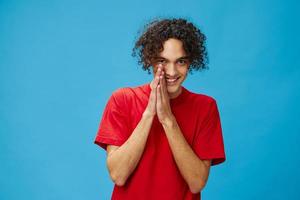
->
[[153, 56, 190, 61]]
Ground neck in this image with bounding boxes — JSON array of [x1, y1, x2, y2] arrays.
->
[[168, 86, 182, 99]]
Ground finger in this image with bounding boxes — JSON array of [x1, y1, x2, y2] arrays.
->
[[161, 71, 169, 104], [154, 64, 163, 76], [156, 63, 163, 73], [154, 66, 162, 87], [151, 72, 161, 96], [156, 83, 162, 108], [149, 81, 157, 107], [159, 73, 165, 102], [150, 67, 162, 89], [149, 85, 157, 104], [150, 79, 154, 90], [154, 75, 160, 88], [160, 70, 167, 99]]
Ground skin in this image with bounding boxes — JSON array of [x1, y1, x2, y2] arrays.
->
[[106, 38, 211, 194], [106, 68, 161, 186], [151, 38, 190, 99]]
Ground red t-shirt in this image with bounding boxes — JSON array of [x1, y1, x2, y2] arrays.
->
[[94, 83, 226, 200]]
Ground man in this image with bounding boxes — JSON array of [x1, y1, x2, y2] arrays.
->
[[94, 18, 226, 200]]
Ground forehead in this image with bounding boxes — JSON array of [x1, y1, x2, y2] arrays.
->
[[158, 38, 187, 60]]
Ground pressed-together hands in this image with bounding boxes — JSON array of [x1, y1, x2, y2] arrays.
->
[[144, 64, 174, 125]]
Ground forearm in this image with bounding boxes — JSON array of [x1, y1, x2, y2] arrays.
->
[[162, 117, 210, 193], [107, 112, 154, 186]]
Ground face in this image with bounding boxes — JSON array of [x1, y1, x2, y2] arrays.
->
[[152, 38, 190, 99]]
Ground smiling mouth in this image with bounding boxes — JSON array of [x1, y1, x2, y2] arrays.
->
[[166, 77, 180, 85]]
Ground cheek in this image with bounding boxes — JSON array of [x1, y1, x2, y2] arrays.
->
[[179, 67, 188, 75]]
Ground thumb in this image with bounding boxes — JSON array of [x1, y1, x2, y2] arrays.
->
[[150, 80, 153, 90]]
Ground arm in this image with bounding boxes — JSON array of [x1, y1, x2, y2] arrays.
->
[[106, 65, 162, 186], [162, 117, 211, 194], [106, 113, 154, 186], [155, 68, 211, 194]]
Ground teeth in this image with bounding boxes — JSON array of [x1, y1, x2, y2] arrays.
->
[[166, 78, 178, 83]]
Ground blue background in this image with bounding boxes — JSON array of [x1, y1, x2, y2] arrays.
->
[[1, 0, 299, 199]]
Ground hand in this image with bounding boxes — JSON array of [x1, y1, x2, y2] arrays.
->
[[143, 64, 163, 118], [156, 67, 175, 126]]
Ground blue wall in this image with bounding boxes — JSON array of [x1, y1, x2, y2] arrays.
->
[[1, 0, 299, 199]]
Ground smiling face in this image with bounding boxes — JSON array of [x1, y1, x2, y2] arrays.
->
[[152, 38, 190, 99]]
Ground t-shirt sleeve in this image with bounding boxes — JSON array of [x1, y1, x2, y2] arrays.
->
[[94, 89, 130, 151], [193, 99, 226, 166]]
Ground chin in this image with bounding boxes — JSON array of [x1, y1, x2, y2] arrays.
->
[[167, 84, 181, 94]]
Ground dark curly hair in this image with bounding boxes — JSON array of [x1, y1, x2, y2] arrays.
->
[[132, 17, 209, 74]]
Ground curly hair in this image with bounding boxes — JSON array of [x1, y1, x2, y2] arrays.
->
[[132, 17, 209, 74]]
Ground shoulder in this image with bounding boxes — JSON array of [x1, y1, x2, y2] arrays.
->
[[187, 89, 217, 106], [110, 84, 144, 105], [107, 87, 126, 108], [112, 84, 147, 99], [111, 87, 125, 99], [186, 90, 220, 118], [111, 86, 137, 99]]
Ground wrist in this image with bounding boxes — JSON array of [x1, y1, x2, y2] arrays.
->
[[142, 110, 155, 119], [161, 115, 176, 128]]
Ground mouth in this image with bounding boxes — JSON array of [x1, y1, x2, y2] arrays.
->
[[166, 77, 180, 85]]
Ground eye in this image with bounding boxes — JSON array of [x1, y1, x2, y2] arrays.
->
[[156, 59, 167, 67], [177, 60, 187, 65], [157, 59, 166, 64]]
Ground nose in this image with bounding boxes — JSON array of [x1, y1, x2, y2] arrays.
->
[[164, 63, 178, 78]]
